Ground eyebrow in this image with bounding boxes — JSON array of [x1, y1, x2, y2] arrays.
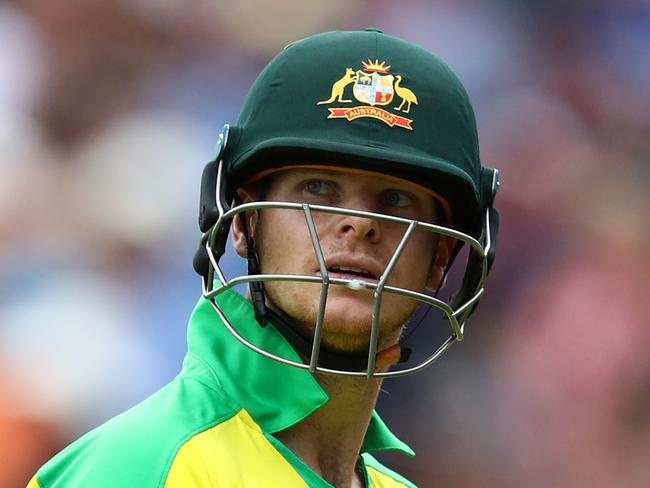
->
[[289, 169, 342, 179]]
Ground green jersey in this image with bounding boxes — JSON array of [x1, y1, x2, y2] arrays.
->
[[29, 288, 416, 487]]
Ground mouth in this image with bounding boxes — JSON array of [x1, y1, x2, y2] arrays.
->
[[314, 256, 384, 289], [326, 265, 377, 281], [314, 261, 382, 289]]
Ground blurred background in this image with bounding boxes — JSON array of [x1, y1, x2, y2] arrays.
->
[[2, 0, 649, 486]]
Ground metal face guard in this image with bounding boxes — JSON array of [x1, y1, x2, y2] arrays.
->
[[199, 161, 491, 378]]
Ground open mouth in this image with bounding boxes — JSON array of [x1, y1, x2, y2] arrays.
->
[[315, 258, 383, 288], [327, 265, 377, 280]]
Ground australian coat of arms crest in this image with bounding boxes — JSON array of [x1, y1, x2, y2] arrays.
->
[[317, 60, 417, 130]]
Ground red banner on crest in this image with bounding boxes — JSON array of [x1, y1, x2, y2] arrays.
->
[[327, 106, 413, 130]]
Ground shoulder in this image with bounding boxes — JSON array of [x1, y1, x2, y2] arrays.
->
[[32, 373, 238, 488]]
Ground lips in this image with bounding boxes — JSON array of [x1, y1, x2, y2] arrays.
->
[[316, 257, 383, 281], [328, 265, 376, 279]]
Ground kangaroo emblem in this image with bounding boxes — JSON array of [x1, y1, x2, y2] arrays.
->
[[317, 68, 357, 104]]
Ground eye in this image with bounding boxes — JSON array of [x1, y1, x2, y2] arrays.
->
[[382, 190, 413, 208], [304, 180, 333, 196]]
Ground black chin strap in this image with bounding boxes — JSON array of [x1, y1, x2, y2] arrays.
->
[[235, 194, 269, 327], [246, 235, 268, 327], [265, 308, 370, 371]]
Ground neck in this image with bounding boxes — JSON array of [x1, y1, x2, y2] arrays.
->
[[274, 372, 382, 488]]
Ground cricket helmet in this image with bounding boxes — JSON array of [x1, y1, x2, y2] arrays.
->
[[194, 29, 499, 377]]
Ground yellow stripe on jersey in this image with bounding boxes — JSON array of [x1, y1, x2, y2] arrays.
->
[[367, 466, 413, 487], [26, 476, 40, 488], [164, 408, 307, 487]]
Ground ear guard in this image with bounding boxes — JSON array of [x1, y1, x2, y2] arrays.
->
[[193, 125, 232, 279], [449, 167, 500, 324]]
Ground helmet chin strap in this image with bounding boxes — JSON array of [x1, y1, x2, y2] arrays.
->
[[235, 194, 268, 327], [246, 235, 269, 327], [265, 307, 368, 372]]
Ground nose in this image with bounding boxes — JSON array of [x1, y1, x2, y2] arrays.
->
[[334, 201, 381, 243]]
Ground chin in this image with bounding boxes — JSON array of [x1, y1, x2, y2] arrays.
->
[[321, 302, 406, 350], [323, 308, 373, 333], [323, 287, 417, 325], [265, 282, 414, 348]]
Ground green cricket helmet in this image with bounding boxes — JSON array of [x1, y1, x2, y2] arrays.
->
[[194, 29, 499, 377]]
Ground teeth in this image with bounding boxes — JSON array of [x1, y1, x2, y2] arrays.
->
[[332, 266, 371, 276]]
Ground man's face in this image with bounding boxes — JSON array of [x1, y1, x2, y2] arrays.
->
[[233, 167, 448, 354]]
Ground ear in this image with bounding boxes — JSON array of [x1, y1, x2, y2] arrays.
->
[[231, 187, 258, 258], [426, 236, 454, 291]]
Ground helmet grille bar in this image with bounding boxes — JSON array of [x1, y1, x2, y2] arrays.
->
[[367, 220, 417, 377], [302, 204, 329, 373]]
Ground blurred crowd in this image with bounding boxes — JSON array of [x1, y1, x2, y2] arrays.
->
[[1, 0, 649, 486]]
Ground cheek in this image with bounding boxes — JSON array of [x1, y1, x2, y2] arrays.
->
[[255, 210, 315, 274], [254, 210, 323, 324], [395, 233, 437, 287]]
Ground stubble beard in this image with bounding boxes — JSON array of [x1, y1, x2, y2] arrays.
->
[[263, 280, 413, 354]]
